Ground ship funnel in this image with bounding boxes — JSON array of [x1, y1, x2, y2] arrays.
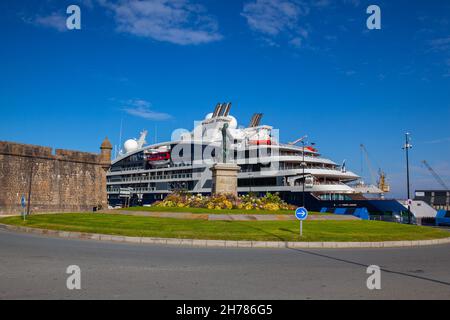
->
[[249, 113, 263, 127], [212, 102, 232, 118], [212, 103, 221, 118], [218, 103, 227, 117], [223, 102, 232, 117]]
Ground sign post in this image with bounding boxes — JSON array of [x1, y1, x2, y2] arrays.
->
[[295, 207, 308, 237], [21, 195, 27, 221], [119, 187, 133, 208]]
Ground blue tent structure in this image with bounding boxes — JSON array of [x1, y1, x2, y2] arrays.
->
[[436, 210, 450, 226]]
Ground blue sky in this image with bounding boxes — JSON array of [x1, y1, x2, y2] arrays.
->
[[1, 0, 449, 197]]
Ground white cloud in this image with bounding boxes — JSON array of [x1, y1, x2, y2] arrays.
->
[[343, 0, 360, 7], [123, 99, 172, 121], [430, 36, 450, 52], [289, 37, 302, 47], [99, 0, 222, 45], [324, 35, 337, 41], [34, 12, 67, 32], [242, 0, 308, 36], [81, 0, 95, 9], [423, 137, 450, 144], [428, 37, 450, 76], [312, 0, 331, 8], [241, 0, 309, 47]]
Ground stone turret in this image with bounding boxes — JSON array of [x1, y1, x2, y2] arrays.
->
[[100, 137, 112, 170]]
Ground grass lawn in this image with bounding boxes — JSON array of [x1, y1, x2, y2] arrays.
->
[[123, 206, 321, 215], [1, 213, 449, 242]]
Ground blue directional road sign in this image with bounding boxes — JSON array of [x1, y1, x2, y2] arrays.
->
[[295, 207, 308, 237], [21, 196, 26, 209], [295, 207, 308, 221]]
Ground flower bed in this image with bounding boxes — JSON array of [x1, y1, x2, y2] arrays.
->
[[154, 192, 295, 211]]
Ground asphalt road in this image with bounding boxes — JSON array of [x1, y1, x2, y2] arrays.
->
[[1, 228, 449, 300]]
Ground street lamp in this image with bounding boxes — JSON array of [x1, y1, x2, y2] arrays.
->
[[300, 140, 315, 208], [26, 162, 34, 216], [402, 133, 412, 224]]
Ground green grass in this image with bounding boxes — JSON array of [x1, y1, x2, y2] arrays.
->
[[1, 213, 449, 242], [123, 206, 321, 215]]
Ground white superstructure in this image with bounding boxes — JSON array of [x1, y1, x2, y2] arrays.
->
[[107, 103, 361, 206]]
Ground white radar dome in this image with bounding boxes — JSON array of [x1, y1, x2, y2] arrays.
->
[[228, 115, 238, 129], [123, 139, 139, 153], [205, 113, 213, 120]]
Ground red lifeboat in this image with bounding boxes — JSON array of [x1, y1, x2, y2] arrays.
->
[[146, 151, 170, 162], [248, 139, 272, 146]]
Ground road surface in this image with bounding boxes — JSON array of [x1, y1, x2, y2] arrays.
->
[[0, 228, 449, 299]]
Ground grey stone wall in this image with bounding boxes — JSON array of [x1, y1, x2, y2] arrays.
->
[[0, 140, 111, 215]]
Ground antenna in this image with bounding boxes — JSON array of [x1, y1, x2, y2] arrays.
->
[[118, 118, 123, 154]]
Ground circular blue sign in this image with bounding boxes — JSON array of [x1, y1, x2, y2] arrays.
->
[[295, 207, 308, 220]]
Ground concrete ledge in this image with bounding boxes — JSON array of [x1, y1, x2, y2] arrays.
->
[[1, 223, 450, 249]]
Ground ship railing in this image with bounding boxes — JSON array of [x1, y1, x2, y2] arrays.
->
[[119, 167, 142, 172], [132, 187, 157, 193], [107, 174, 193, 183], [107, 187, 157, 194], [291, 181, 346, 186], [278, 164, 339, 170], [112, 163, 194, 174]]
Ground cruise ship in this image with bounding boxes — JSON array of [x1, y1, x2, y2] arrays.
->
[[107, 103, 405, 214]]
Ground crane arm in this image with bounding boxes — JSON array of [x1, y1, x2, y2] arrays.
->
[[422, 160, 449, 190], [137, 130, 148, 149], [360, 144, 377, 185], [289, 135, 308, 145]]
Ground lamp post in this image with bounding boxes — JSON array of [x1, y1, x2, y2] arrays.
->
[[26, 162, 34, 216], [300, 140, 316, 209], [402, 133, 412, 224], [301, 140, 306, 208]]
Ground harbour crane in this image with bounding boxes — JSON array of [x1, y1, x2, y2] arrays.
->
[[378, 169, 390, 193], [360, 144, 390, 193], [136, 130, 148, 149], [360, 144, 377, 186], [421, 160, 449, 190]]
